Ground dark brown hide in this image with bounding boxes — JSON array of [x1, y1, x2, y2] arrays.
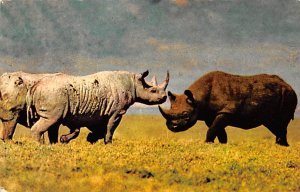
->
[[159, 71, 297, 146]]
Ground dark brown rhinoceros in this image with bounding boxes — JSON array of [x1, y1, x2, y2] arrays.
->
[[24, 70, 169, 144], [159, 71, 297, 146]]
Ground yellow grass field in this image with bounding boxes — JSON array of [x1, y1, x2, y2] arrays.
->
[[1, 115, 300, 192]]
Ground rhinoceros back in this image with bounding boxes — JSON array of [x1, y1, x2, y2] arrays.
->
[[26, 71, 135, 125], [189, 71, 297, 121], [66, 71, 135, 116]]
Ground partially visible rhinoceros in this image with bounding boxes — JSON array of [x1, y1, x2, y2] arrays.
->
[[0, 72, 62, 143], [22, 70, 169, 144], [159, 71, 297, 146]]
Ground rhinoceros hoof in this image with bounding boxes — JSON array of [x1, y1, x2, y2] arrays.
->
[[276, 139, 289, 147], [86, 132, 100, 144], [60, 135, 69, 144]]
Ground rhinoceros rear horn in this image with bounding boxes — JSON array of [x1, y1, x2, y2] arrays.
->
[[150, 76, 158, 86], [158, 71, 170, 90], [158, 105, 173, 119]]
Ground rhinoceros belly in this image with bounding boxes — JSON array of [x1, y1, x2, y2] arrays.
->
[[62, 113, 109, 128], [228, 115, 264, 129]]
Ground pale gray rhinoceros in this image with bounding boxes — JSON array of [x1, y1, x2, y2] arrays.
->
[[24, 70, 169, 144], [0, 72, 62, 143]]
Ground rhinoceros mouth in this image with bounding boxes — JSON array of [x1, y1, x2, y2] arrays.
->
[[166, 122, 191, 132]]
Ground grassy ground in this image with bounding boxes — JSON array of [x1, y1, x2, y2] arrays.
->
[[1, 115, 300, 192]]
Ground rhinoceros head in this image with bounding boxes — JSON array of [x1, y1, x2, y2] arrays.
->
[[0, 74, 27, 121], [135, 70, 169, 105], [159, 90, 198, 132]]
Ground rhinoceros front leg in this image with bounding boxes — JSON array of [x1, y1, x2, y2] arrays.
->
[[104, 114, 122, 144], [31, 117, 59, 144], [217, 128, 228, 144], [0, 117, 18, 141], [205, 114, 229, 143]]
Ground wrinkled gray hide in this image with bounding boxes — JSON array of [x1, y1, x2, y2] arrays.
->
[[0, 72, 61, 143], [26, 70, 169, 144]]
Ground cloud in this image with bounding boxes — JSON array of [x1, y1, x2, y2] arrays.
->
[[0, 1, 299, 110], [146, 37, 193, 52]]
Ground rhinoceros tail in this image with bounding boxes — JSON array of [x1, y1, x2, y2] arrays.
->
[[280, 88, 297, 121], [290, 90, 298, 120], [26, 89, 34, 127]]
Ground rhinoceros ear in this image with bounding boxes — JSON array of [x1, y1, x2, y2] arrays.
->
[[184, 90, 195, 105], [14, 77, 24, 86], [141, 70, 149, 79], [136, 70, 149, 80]]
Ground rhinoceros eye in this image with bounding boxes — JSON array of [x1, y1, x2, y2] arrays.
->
[[150, 88, 157, 93]]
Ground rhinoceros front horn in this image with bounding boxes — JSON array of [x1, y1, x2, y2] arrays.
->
[[158, 105, 172, 119], [158, 71, 170, 90]]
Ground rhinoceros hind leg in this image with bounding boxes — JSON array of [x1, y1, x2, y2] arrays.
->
[[47, 123, 60, 144], [205, 114, 229, 143], [275, 125, 289, 147], [276, 135, 289, 146], [60, 128, 80, 144], [264, 120, 289, 147], [31, 117, 59, 144]]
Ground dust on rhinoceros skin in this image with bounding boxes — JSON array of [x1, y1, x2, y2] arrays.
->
[[25, 70, 169, 144], [159, 71, 297, 146], [0, 72, 62, 142]]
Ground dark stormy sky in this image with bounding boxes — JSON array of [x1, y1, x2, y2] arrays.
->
[[0, 0, 299, 112]]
